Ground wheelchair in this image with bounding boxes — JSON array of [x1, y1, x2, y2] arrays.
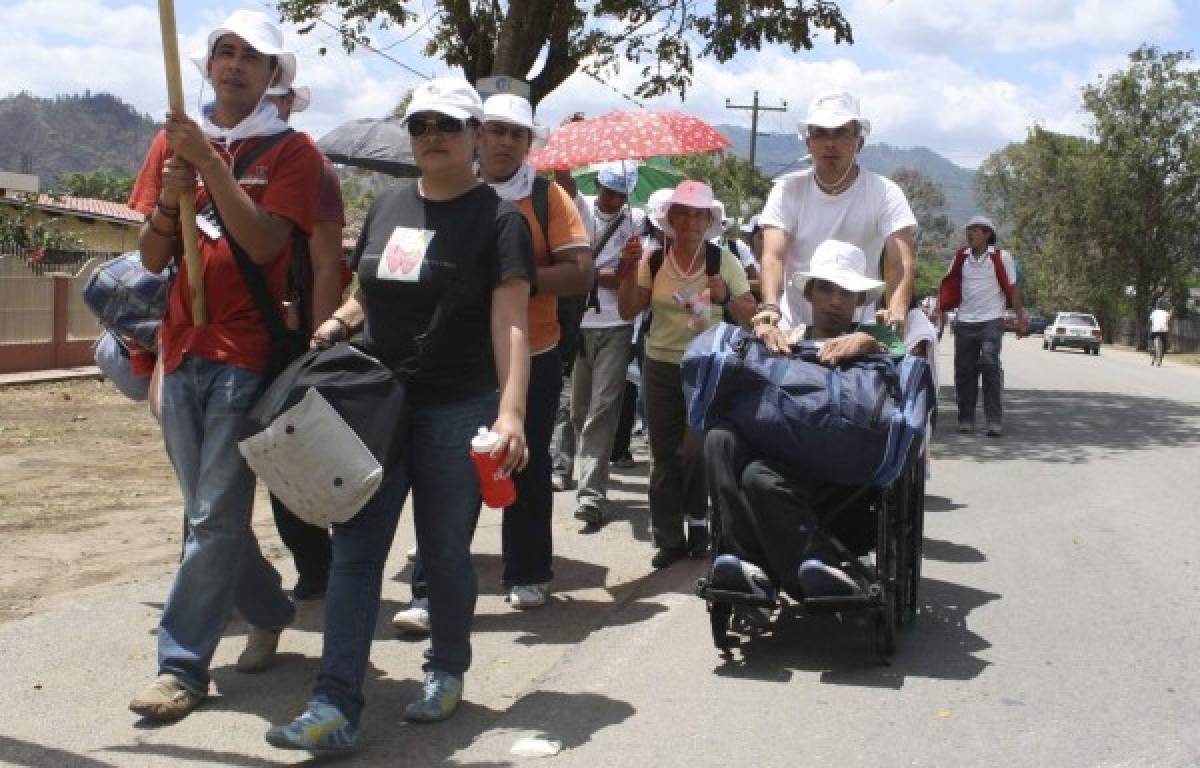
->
[[695, 379, 932, 661]]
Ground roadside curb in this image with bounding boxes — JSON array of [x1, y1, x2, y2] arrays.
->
[[0, 366, 103, 387]]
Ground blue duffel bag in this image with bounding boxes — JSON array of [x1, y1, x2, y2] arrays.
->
[[681, 322, 932, 487], [80, 252, 171, 349]]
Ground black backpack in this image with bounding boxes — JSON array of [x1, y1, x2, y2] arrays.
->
[[634, 241, 726, 347]]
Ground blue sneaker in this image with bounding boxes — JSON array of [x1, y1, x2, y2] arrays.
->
[[710, 555, 775, 600], [404, 669, 463, 723], [798, 559, 861, 597], [265, 700, 358, 754]]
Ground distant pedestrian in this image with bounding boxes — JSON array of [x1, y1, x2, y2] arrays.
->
[[938, 215, 1027, 436]]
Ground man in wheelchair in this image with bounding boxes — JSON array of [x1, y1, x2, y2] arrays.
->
[[703, 239, 934, 604]]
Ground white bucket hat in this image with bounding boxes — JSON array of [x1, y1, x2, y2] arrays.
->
[[482, 93, 550, 148], [191, 10, 297, 92], [645, 188, 673, 226], [653, 180, 725, 241], [265, 83, 311, 113], [403, 78, 484, 122], [595, 161, 639, 196], [798, 90, 871, 139], [792, 239, 884, 295]]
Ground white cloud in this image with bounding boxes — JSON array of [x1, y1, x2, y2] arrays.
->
[[844, 0, 1182, 53]]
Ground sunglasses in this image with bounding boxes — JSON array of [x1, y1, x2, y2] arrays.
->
[[407, 115, 466, 138]]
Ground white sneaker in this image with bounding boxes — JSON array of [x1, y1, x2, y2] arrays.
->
[[406, 545, 418, 562], [391, 597, 431, 633], [508, 583, 548, 609]]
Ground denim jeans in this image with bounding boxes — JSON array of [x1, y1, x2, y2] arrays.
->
[[570, 325, 633, 513], [953, 318, 1005, 426], [314, 392, 496, 726], [157, 357, 295, 694], [642, 357, 706, 551]]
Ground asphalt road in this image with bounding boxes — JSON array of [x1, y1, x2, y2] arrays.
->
[[1, 335, 1198, 767]]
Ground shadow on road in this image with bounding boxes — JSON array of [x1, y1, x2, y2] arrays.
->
[[934, 387, 1200, 463], [710, 576, 998, 689], [0, 735, 119, 768]]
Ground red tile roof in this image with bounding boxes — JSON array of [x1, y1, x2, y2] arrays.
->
[[1, 193, 143, 224]]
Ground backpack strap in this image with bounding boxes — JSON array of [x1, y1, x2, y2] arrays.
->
[[586, 210, 628, 311], [531, 176, 550, 248]]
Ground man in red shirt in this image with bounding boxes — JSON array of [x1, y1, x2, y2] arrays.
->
[[125, 9, 321, 722]]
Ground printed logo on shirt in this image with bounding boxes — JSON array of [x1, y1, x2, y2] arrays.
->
[[377, 227, 434, 282], [240, 164, 270, 186]]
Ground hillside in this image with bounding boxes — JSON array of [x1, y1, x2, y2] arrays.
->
[[717, 124, 979, 226], [0, 92, 159, 188]]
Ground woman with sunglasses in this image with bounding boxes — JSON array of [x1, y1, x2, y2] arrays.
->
[[267, 79, 535, 754]]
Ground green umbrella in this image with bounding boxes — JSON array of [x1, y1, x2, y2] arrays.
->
[[571, 157, 685, 207]]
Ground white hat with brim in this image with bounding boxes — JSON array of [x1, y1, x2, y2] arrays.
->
[[265, 84, 311, 113], [652, 180, 725, 241], [792, 239, 884, 296], [595, 161, 639, 196], [190, 10, 297, 92], [482, 93, 551, 149], [965, 214, 996, 232], [797, 90, 871, 139], [403, 78, 484, 123]]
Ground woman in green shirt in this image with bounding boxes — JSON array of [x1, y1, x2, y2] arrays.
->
[[617, 181, 755, 569]]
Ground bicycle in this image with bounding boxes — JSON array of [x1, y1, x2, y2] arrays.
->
[[1150, 332, 1167, 367]]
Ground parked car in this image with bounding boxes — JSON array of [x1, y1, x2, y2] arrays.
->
[[1044, 312, 1102, 355]]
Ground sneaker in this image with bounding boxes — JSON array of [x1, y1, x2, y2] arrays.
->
[[406, 545, 419, 562], [551, 474, 575, 492], [574, 504, 601, 526], [508, 583, 549, 609], [392, 597, 431, 634], [957, 421, 974, 434], [798, 559, 861, 597], [651, 547, 687, 570], [292, 574, 327, 601], [129, 674, 204, 721], [266, 699, 358, 754], [686, 522, 710, 558], [610, 452, 636, 469], [236, 626, 282, 673], [404, 669, 463, 723], [709, 555, 775, 600], [985, 423, 1003, 437]]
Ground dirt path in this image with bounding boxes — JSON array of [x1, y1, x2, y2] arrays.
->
[[0, 379, 285, 623]]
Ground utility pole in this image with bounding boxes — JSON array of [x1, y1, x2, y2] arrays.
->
[[725, 90, 788, 173], [725, 90, 787, 219]]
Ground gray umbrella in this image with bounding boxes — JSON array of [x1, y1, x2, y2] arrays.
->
[[317, 117, 417, 177]]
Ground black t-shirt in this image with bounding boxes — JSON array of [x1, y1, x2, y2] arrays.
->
[[351, 182, 534, 404]]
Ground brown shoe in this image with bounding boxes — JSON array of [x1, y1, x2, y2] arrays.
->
[[129, 674, 204, 721], [236, 626, 282, 673]]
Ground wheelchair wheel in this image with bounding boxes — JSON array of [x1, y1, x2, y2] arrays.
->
[[874, 487, 900, 658], [709, 601, 733, 652], [907, 460, 925, 617]]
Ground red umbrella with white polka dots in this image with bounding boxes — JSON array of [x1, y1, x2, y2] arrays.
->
[[529, 110, 732, 170]]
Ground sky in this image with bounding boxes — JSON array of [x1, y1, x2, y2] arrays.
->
[[2, 0, 1198, 168]]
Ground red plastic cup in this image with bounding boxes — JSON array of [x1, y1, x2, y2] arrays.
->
[[470, 428, 517, 509]]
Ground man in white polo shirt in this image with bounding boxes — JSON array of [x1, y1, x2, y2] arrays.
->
[[937, 215, 1027, 436]]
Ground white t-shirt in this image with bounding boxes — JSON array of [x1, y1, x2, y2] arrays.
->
[[1150, 308, 1170, 333], [956, 246, 1017, 323], [580, 196, 645, 328], [760, 168, 917, 327]]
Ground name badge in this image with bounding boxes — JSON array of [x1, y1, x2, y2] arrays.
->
[[377, 227, 433, 282]]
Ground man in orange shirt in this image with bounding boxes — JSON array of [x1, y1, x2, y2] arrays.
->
[[394, 92, 590, 626], [125, 10, 321, 721]]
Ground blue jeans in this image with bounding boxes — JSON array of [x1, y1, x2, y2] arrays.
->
[[158, 357, 294, 694], [315, 392, 497, 726]]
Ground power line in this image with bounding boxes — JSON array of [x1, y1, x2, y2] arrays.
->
[[725, 90, 787, 171]]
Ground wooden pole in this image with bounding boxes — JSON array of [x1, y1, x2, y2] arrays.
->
[[157, 0, 207, 326]]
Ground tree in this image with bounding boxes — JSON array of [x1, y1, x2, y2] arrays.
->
[[673, 151, 772, 224], [976, 47, 1200, 342], [1081, 46, 1200, 342], [277, 1, 852, 105], [57, 169, 136, 203], [890, 167, 952, 251], [0, 195, 86, 251]]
